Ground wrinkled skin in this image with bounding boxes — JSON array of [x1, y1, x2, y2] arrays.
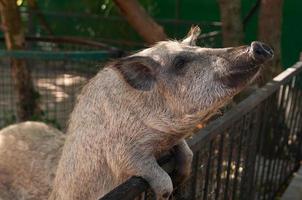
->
[[50, 26, 273, 200]]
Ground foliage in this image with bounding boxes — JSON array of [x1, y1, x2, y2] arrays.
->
[[24, 0, 158, 48]]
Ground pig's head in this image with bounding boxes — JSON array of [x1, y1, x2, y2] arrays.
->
[[110, 26, 273, 132]]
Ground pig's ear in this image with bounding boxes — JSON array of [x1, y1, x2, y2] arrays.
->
[[110, 56, 158, 91], [181, 25, 201, 46]]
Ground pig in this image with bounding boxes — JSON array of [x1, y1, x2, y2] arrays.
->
[[50, 26, 274, 200], [0, 121, 65, 200]]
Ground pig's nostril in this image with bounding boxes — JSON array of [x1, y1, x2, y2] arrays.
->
[[251, 41, 274, 60], [261, 43, 274, 55], [255, 49, 263, 56]]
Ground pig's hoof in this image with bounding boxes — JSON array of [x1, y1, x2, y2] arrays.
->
[[153, 182, 173, 200], [156, 187, 172, 200]]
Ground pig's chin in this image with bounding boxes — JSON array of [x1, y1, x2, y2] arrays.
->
[[218, 64, 261, 88]]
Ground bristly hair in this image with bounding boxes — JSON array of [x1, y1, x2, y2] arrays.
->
[[252, 64, 265, 85]]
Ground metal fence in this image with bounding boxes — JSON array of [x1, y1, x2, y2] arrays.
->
[[100, 61, 302, 200]]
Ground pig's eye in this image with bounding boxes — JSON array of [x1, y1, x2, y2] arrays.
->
[[172, 56, 190, 75]]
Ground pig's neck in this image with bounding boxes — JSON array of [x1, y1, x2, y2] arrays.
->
[[143, 90, 212, 138], [146, 109, 209, 136]]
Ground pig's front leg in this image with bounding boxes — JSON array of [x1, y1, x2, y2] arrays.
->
[[130, 156, 173, 200], [173, 139, 193, 185]]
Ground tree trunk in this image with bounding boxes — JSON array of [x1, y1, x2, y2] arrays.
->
[[27, 0, 54, 35], [218, 0, 244, 47], [258, 0, 284, 156], [258, 0, 283, 84], [0, 0, 40, 121], [113, 0, 167, 44]]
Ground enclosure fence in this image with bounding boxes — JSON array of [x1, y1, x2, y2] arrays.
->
[[100, 61, 302, 200], [0, 38, 121, 129]]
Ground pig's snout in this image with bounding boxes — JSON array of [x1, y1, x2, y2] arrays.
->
[[250, 41, 274, 62]]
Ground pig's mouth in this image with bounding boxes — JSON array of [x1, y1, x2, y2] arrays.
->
[[218, 41, 274, 88]]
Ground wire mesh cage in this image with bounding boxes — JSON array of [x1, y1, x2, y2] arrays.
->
[[0, 38, 121, 129]]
